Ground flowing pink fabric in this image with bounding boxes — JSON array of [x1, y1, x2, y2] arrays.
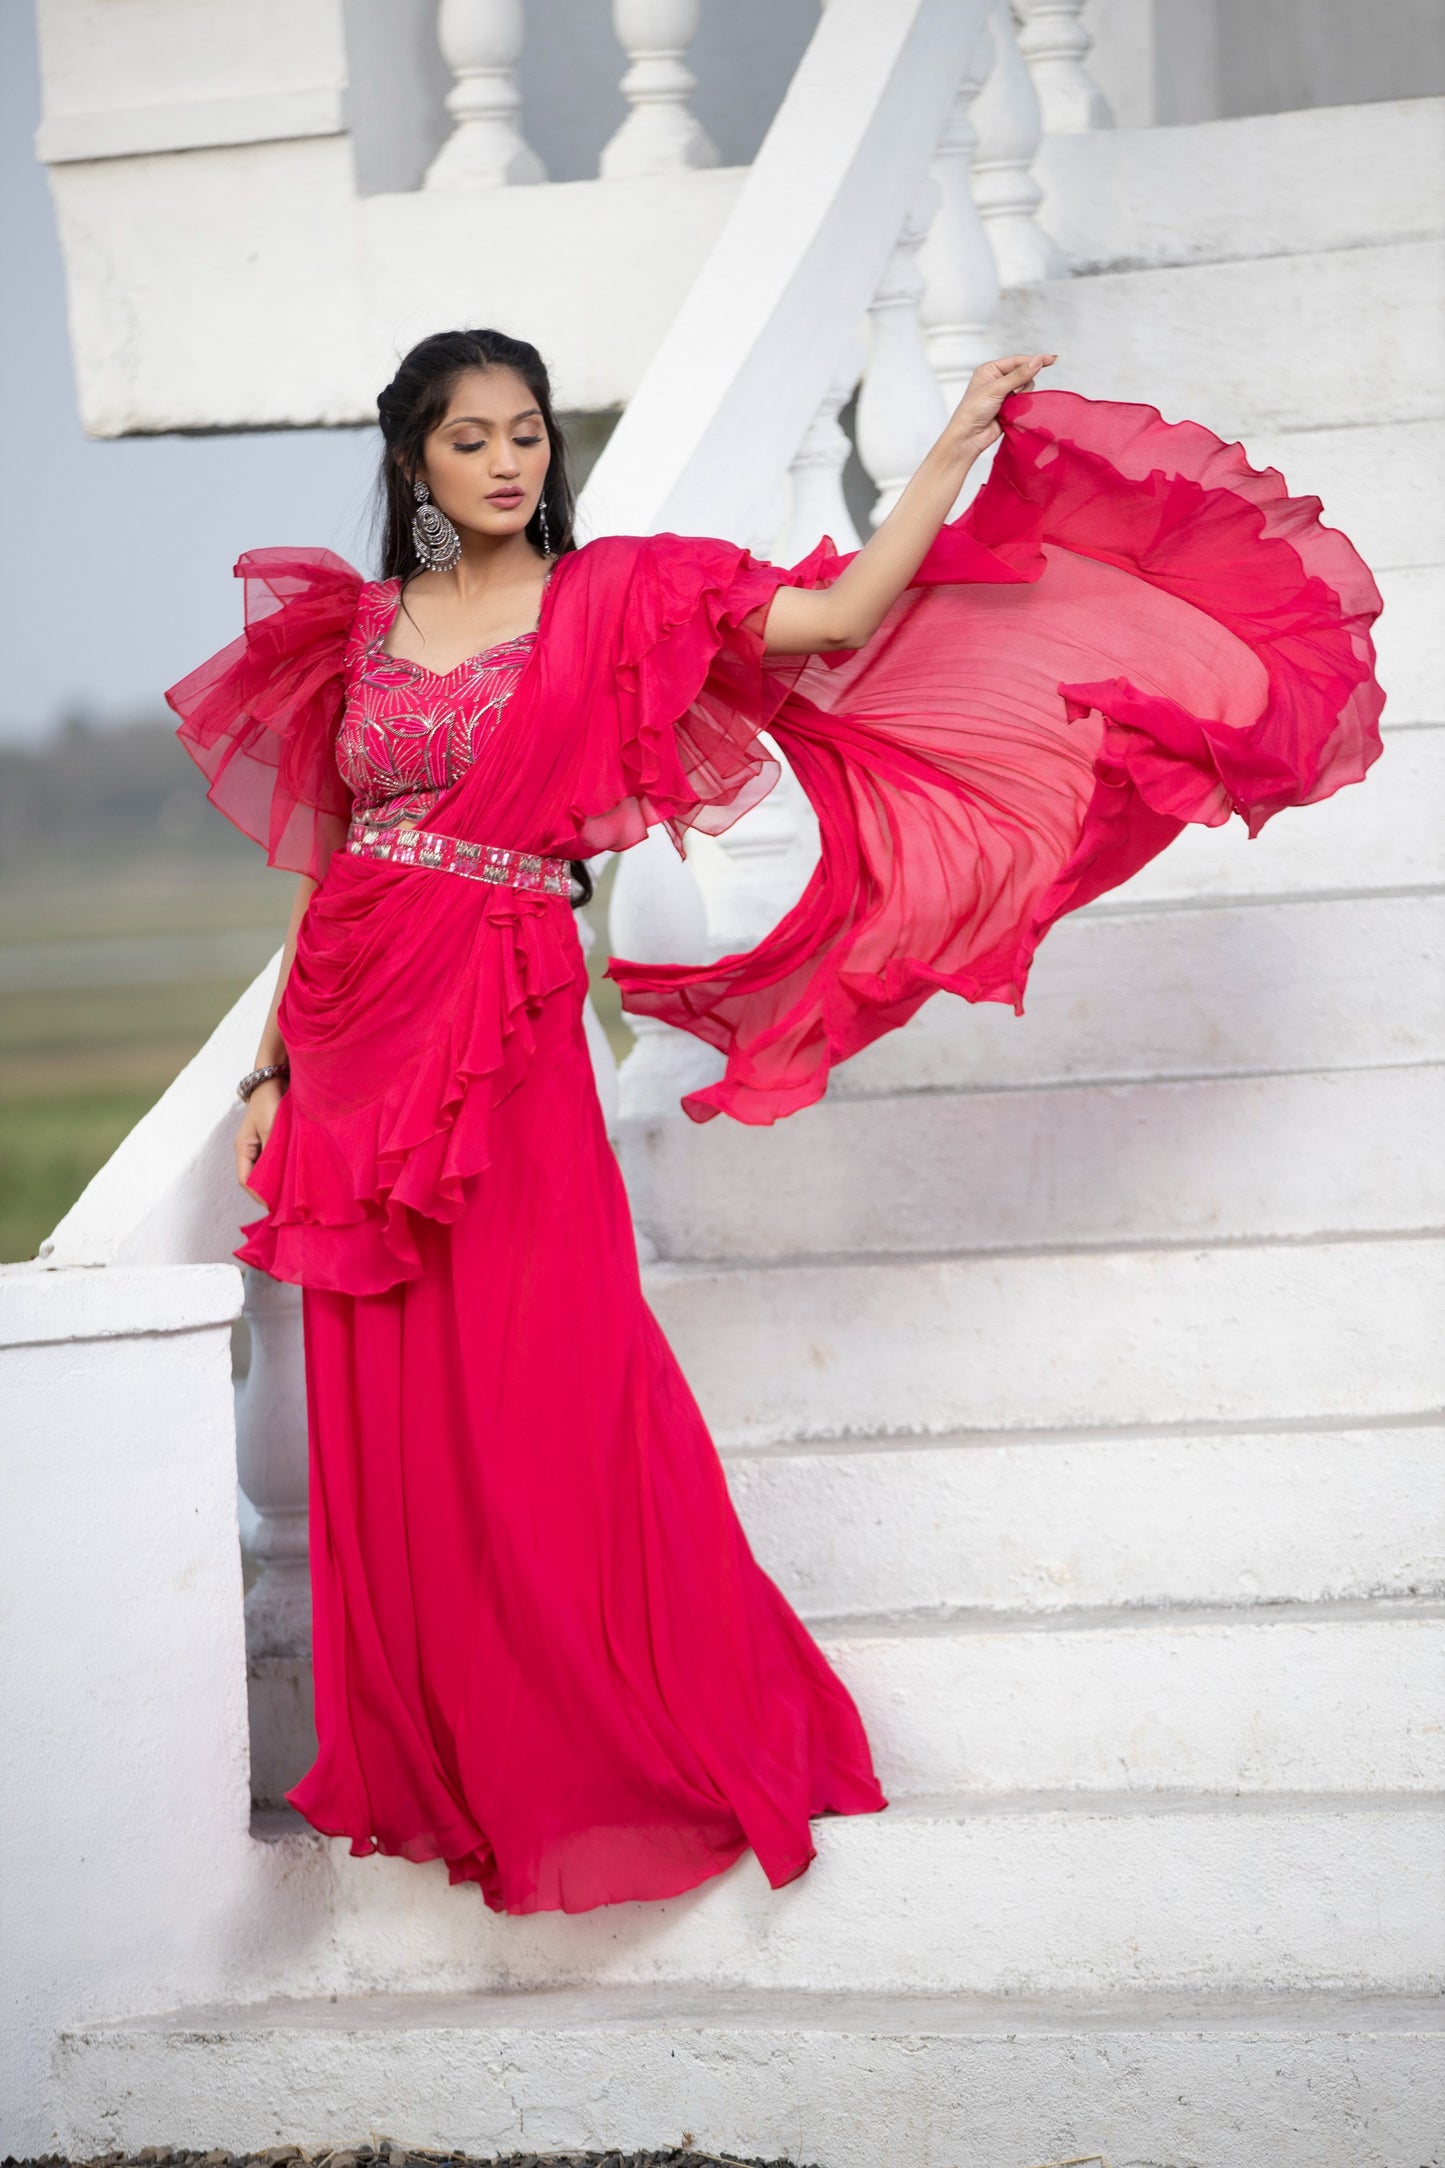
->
[[167, 389, 1383, 1914], [608, 391, 1385, 1122]]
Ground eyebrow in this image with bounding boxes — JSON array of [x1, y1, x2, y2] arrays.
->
[[443, 408, 543, 428]]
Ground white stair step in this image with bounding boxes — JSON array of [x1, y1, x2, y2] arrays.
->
[[263, 1791, 1445, 2000], [644, 1236, 1444, 1448], [59, 1983, 1445, 2168], [621, 1063, 1444, 1263], [725, 1422, 1445, 1620], [1034, 95, 1445, 277], [995, 238, 1442, 436], [820, 1602, 1445, 1796], [1374, 562, 1445, 722], [1236, 420, 1445, 573], [1079, 720, 1444, 909], [830, 892, 1443, 1097]]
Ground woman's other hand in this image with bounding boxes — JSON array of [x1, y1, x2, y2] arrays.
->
[[235, 1077, 285, 1202], [946, 352, 1057, 456]]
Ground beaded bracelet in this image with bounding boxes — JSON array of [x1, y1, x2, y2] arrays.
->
[[236, 1060, 290, 1104]]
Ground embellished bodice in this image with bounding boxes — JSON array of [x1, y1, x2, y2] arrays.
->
[[336, 578, 536, 833]]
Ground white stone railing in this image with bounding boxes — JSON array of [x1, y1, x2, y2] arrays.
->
[[603, 0, 1100, 1120]]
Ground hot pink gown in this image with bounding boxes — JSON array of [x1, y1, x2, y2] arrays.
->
[[168, 391, 1385, 1915]]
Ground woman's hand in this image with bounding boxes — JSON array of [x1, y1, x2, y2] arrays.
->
[[235, 1077, 285, 1202], [943, 352, 1057, 458]]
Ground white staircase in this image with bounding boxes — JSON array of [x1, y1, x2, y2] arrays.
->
[[18, 6, 1445, 2163]]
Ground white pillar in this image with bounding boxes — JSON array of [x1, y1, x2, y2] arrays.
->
[[972, 0, 1067, 287], [600, 0, 719, 180], [777, 341, 864, 562], [918, 23, 998, 411], [1014, 0, 1114, 132], [234, 1268, 310, 1662], [855, 178, 948, 528], [608, 827, 723, 1120], [425, 0, 547, 190], [575, 898, 621, 1138]]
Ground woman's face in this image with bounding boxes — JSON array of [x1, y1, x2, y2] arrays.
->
[[419, 365, 551, 546]]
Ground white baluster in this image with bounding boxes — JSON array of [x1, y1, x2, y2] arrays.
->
[[575, 896, 621, 1138], [1013, 0, 1113, 133], [972, 0, 1067, 287], [695, 760, 820, 963], [600, 0, 718, 180], [608, 827, 723, 1120], [234, 1269, 310, 1662], [425, 0, 546, 190], [855, 179, 948, 528], [777, 341, 864, 563], [918, 24, 999, 411]]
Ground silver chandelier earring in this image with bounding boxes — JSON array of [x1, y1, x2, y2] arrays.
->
[[411, 477, 461, 572], [537, 496, 552, 556]]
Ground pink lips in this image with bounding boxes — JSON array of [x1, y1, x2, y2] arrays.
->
[[487, 490, 524, 506]]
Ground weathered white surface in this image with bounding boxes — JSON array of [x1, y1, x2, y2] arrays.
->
[[830, 892, 1444, 1096], [1372, 563, 1445, 723], [823, 1606, 1445, 1795], [34, 0, 348, 160], [57, 1985, 1445, 2168], [1032, 96, 1445, 273], [644, 1237, 1445, 1448], [269, 1792, 1445, 1997], [0, 1264, 257, 2157], [725, 1424, 1445, 1619], [996, 238, 1444, 436], [620, 1062, 1445, 1261]]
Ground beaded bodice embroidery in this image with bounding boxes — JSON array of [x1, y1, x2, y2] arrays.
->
[[336, 578, 537, 832]]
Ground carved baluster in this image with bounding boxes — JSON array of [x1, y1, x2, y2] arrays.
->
[[777, 342, 864, 563], [234, 1269, 311, 1665], [918, 24, 998, 409], [855, 180, 948, 527], [694, 764, 820, 964], [575, 895, 621, 1138], [972, 0, 1066, 287], [608, 827, 722, 1120], [600, 0, 718, 180], [425, 0, 546, 189], [1013, 0, 1113, 133]]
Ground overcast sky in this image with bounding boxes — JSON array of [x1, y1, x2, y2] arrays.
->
[[0, 3, 381, 745]]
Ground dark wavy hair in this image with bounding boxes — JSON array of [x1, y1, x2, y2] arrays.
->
[[372, 327, 590, 907]]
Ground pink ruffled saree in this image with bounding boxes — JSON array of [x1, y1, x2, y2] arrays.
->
[[168, 391, 1384, 1914]]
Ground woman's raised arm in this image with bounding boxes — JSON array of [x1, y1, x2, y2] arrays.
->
[[760, 352, 1055, 656], [234, 872, 316, 1198]]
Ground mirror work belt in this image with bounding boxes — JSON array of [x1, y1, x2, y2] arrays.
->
[[346, 822, 573, 899]]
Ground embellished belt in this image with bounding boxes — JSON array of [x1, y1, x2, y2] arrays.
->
[[346, 822, 573, 898]]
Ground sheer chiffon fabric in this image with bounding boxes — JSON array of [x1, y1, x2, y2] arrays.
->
[[167, 389, 1384, 1914]]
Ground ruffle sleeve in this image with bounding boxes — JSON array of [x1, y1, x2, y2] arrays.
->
[[607, 389, 1386, 1125], [165, 546, 365, 881]]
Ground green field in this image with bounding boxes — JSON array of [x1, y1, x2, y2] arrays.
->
[[0, 724, 633, 1263]]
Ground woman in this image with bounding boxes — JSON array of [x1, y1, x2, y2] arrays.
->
[[168, 326, 1384, 1917]]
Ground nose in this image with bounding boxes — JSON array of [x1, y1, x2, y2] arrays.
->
[[491, 444, 521, 478]]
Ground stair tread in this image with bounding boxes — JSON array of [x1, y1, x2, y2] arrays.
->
[[79, 1981, 1445, 2038], [807, 1595, 1445, 1640]]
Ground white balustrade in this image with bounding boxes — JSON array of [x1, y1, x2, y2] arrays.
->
[[972, 0, 1067, 287], [777, 343, 864, 563], [1013, 0, 1114, 133], [855, 178, 948, 527], [600, 0, 719, 180], [917, 23, 999, 410], [608, 825, 723, 1120], [425, 0, 547, 190], [234, 1268, 311, 1662]]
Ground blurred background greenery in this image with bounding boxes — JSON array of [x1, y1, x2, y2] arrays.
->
[[0, 719, 631, 1264]]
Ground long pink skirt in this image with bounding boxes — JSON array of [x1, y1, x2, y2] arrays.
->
[[288, 946, 887, 1914]]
